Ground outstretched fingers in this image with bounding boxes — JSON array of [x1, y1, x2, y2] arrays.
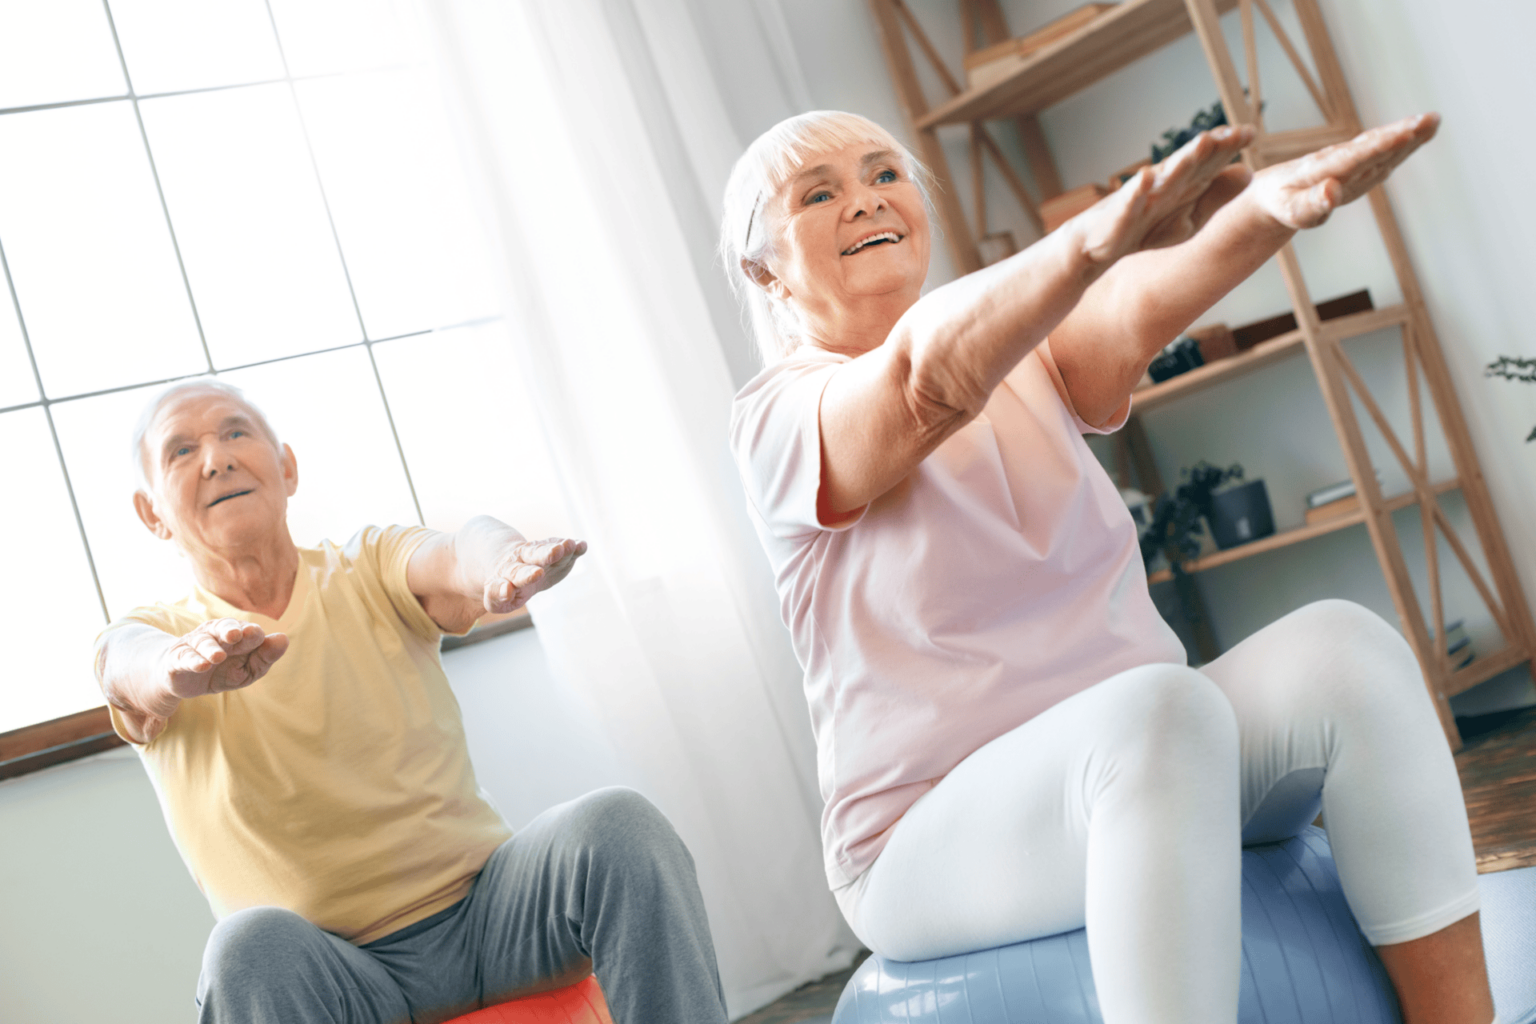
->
[[1267, 113, 1439, 228], [483, 537, 588, 614]]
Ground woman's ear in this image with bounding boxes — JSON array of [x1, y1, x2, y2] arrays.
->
[[741, 257, 789, 300]]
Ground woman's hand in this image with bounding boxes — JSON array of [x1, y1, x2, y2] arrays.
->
[[1246, 113, 1440, 230], [1072, 124, 1256, 268]]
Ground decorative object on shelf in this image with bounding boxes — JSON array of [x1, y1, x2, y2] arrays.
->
[[976, 230, 1018, 266], [962, 3, 1118, 91], [1147, 335, 1204, 382], [1139, 461, 1246, 662], [1151, 100, 1227, 164], [1041, 181, 1109, 232], [1484, 355, 1536, 442], [1141, 461, 1245, 576], [1231, 289, 1373, 351], [1188, 322, 1236, 365], [1208, 479, 1276, 549]]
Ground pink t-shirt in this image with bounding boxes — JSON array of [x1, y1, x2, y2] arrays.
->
[[730, 340, 1185, 889]]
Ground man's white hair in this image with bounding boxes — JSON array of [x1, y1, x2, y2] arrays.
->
[[131, 378, 281, 493], [718, 110, 934, 367]]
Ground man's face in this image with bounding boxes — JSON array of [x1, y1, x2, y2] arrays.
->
[[134, 388, 297, 559]]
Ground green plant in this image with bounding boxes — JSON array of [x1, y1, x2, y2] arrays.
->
[[1150, 101, 1227, 164], [1140, 461, 1245, 576], [1485, 355, 1536, 442]]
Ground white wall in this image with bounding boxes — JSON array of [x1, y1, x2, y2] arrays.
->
[[692, 0, 1535, 711], [0, 628, 639, 1024]]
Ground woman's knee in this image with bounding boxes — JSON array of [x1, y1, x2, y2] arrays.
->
[[1097, 665, 1238, 780], [1261, 600, 1423, 712]]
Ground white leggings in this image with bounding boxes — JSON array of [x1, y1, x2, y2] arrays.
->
[[834, 600, 1480, 1024]]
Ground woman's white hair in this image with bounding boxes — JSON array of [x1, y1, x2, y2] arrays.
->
[[719, 110, 933, 367], [131, 377, 281, 492]]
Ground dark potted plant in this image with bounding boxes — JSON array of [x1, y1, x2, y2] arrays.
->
[[1485, 355, 1536, 442], [1139, 461, 1244, 663]]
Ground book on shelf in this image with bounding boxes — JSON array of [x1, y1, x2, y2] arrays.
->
[[1307, 479, 1357, 508], [1304, 493, 1360, 524], [1432, 619, 1475, 670]]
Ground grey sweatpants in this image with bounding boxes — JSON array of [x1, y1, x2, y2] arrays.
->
[[195, 787, 728, 1024]]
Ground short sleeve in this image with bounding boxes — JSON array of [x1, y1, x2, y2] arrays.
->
[[346, 524, 441, 642], [96, 604, 203, 746], [1035, 337, 1132, 435], [730, 351, 867, 540]]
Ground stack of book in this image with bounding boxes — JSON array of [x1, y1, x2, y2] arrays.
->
[[1436, 620, 1475, 670], [1304, 479, 1359, 524]]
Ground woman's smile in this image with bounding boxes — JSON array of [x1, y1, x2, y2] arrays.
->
[[841, 230, 905, 256]]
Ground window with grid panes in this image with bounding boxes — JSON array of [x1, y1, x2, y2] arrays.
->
[[0, 0, 563, 742]]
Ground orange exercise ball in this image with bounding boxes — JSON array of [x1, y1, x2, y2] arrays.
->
[[443, 976, 613, 1024]]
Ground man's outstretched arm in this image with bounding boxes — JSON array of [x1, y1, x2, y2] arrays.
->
[[95, 620, 289, 744], [407, 516, 588, 635]]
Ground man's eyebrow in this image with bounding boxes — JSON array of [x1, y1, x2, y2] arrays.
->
[[158, 415, 256, 456]]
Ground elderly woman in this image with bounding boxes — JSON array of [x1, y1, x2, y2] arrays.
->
[[724, 111, 1494, 1023]]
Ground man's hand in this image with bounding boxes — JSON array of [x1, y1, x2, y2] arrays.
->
[[157, 619, 289, 711], [1247, 113, 1440, 230], [483, 538, 587, 614], [1072, 123, 1256, 267]]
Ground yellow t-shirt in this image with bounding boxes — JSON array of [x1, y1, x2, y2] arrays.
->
[[105, 524, 513, 945]]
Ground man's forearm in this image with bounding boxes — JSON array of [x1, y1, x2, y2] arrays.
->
[[448, 516, 527, 601], [409, 516, 528, 634], [95, 624, 180, 743]]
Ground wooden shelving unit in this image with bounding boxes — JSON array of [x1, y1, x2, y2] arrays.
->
[[868, 0, 1536, 748]]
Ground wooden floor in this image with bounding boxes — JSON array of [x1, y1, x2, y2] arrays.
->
[[735, 955, 866, 1024], [1457, 705, 1536, 873], [738, 707, 1536, 1023]]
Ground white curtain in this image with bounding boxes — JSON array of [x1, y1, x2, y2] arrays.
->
[[423, 0, 857, 1015]]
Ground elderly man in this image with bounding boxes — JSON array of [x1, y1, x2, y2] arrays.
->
[[94, 379, 729, 1024]]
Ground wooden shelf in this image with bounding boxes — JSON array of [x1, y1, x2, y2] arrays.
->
[[918, 0, 1239, 127], [1132, 303, 1410, 412], [1450, 645, 1533, 698], [1147, 477, 1461, 584]]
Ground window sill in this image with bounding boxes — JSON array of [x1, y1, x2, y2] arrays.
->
[[0, 707, 126, 782], [1, 611, 536, 781]]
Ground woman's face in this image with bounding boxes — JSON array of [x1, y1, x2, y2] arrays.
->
[[762, 141, 929, 341]]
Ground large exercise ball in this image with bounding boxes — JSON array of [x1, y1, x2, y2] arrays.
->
[[833, 827, 1400, 1024]]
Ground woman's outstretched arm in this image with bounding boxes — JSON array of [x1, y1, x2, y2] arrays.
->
[[1049, 113, 1440, 427], [816, 127, 1252, 519]]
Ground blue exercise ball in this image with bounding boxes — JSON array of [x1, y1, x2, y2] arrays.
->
[[832, 827, 1400, 1024]]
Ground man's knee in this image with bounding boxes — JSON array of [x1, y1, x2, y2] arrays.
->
[[562, 787, 697, 882], [201, 907, 326, 999]]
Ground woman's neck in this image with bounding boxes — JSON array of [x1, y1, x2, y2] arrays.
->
[[802, 288, 918, 357]]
